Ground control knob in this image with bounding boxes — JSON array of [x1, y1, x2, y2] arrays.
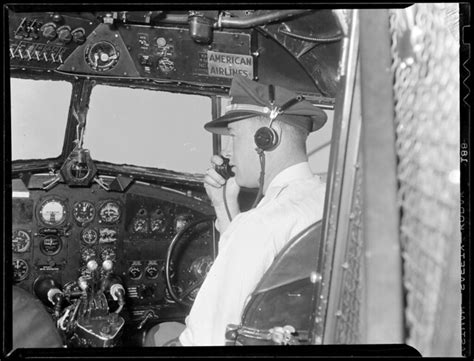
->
[[42, 23, 57, 40], [57, 26, 72, 44], [72, 28, 86, 44]]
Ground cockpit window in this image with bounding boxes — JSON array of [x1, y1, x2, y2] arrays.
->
[[84, 85, 212, 174], [11, 78, 71, 160]]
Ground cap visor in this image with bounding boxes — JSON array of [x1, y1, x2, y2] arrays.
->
[[204, 111, 260, 135]]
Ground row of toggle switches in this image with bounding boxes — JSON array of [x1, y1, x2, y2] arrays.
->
[[10, 47, 64, 63]]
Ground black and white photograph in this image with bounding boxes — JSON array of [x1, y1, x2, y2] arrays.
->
[[3, 3, 470, 358]]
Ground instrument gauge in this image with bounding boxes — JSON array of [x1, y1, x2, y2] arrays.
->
[[98, 228, 118, 243], [73, 201, 96, 224], [100, 247, 116, 262], [128, 265, 142, 280], [12, 230, 31, 253], [85, 41, 120, 72], [81, 228, 98, 245], [81, 247, 96, 262], [99, 201, 121, 224], [145, 264, 159, 279], [132, 218, 148, 233], [38, 197, 67, 226], [69, 160, 90, 180], [151, 208, 166, 233], [13, 259, 29, 282], [158, 57, 175, 74], [40, 235, 62, 256]]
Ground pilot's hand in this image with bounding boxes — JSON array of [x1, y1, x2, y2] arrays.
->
[[203, 155, 240, 208], [204, 156, 240, 230]]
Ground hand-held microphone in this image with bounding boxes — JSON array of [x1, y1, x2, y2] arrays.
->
[[212, 156, 235, 222], [214, 156, 235, 180]]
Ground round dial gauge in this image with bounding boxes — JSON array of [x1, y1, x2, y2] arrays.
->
[[73, 201, 95, 224], [99, 201, 121, 224], [13, 259, 29, 282], [12, 230, 31, 253], [81, 247, 96, 262], [40, 235, 62, 255], [38, 198, 67, 226], [158, 57, 175, 74], [81, 228, 98, 245], [145, 264, 159, 279], [100, 247, 116, 262], [128, 265, 142, 280], [151, 210, 166, 232], [85, 41, 120, 72], [132, 218, 148, 233]]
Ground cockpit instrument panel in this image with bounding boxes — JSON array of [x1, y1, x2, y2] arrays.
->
[[12, 178, 215, 326]]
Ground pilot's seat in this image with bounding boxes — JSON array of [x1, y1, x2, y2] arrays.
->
[[12, 286, 63, 349], [143, 220, 322, 346]]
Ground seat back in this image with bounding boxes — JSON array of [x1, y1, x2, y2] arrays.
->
[[226, 221, 323, 345]]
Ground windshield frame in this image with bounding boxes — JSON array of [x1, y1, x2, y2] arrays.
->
[[10, 74, 223, 184]]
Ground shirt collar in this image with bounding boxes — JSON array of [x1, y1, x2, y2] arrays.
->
[[257, 162, 315, 207]]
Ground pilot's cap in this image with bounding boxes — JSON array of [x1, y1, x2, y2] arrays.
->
[[204, 75, 327, 135]]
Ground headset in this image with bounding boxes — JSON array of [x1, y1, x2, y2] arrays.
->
[[218, 85, 307, 217], [254, 84, 305, 152]]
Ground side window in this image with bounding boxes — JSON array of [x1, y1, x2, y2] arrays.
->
[[307, 109, 333, 182]]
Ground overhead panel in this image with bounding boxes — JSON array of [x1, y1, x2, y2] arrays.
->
[[8, 12, 99, 72], [118, 26, 256, 86]]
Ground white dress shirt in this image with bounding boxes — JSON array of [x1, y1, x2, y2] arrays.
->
[[179, 162, 326, 345]]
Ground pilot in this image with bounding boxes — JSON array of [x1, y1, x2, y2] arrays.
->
[[147, 75, 327, 346]]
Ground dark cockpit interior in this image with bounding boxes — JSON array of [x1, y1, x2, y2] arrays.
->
[[8, 7, 343, 350]]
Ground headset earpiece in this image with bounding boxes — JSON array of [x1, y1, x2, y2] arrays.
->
[[254, 126, 279, 151]]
